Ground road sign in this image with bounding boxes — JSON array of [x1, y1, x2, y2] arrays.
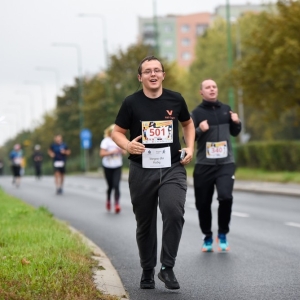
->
[[80, 128, 92, 149]]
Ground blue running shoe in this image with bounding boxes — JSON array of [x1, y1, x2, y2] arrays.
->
[[217, 234, 230, 251], [202, 237, 213, 252]]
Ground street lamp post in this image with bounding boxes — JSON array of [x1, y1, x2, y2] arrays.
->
[[2, 108, 22, 133], [8, 102, 26, 131], [23, 80, 46, 115], [15, 90, 35, 129], [35, 67, 60, 98], [153, 0, 159, 56], [78, 14, 109, 70], [225, 0, 236, 156], [52, 42, 85, 171], [78, 12, 111, 142], [235, 21, 248, 144]]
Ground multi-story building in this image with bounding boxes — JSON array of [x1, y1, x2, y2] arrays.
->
[[176, 13, 211, 68], [214, 3, 273, 20], [137, 4, 273, 68], [138, 13, 211, 68], [138, 15, 178, 62]]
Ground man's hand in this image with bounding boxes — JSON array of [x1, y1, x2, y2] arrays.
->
[[127, 135, 145, 155], [179, 147, 194, 166], [230, 111, 240, 124], [199, 120, 209, 132]]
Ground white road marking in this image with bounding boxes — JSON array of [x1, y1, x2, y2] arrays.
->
[[232, 212, 250, 218], [285, 222, 300, 228], [186, 203, 196, 209], [185, 204, 250, 218]]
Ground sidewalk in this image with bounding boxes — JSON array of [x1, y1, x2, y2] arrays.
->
[[81, 172, 300, 299], [86, 171, 300, 198]]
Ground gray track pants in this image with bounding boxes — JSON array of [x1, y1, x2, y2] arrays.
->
[[129, 161, 187, 270]]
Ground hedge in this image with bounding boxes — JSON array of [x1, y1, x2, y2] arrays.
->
[[236, 140, 300, 171]]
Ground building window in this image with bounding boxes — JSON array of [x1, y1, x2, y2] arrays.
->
[[196, 24, 207, 36], [182, 52, 191, 61], [181, 24, 190, 33], [144, 39, 156, 46], [164, 24, 172, 32], [164, 39, 173, 46], [181, 38, 190, 46], [165, 53, 174, 61], [143, 23, 154, 32]]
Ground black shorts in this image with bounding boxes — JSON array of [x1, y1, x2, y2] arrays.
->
[[12, 165, 21, 177], [54, 167, 65, 174], [53, 161, 66, 174]]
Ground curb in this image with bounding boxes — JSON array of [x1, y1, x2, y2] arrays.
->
[[69, 226, 128, 300], [233, 180, 300, 198], [84, 171, 300, 198]]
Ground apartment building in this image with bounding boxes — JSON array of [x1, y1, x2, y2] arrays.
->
[[176, 13, 211, 68], [214, 3, 273, 20], [138, 15, 178, 62], [137, 4, 272, 68], [138, 13, 211, 68]]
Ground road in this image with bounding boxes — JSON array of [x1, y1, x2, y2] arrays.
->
[[1, 175, 300, 300]]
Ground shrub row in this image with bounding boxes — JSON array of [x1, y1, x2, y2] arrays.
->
[[236, 141, 300, 171]]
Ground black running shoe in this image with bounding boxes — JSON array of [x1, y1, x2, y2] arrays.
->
[[56, 187, 63, 195], [158, 266, 180, 289], [140, 268, 155, 289]]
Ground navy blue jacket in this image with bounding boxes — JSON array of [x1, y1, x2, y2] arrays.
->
[[191, 100, 241, 165]]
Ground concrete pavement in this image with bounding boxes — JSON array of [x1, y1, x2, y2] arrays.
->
[[89, 171, 300, 197], [81, 172, 300, 299]]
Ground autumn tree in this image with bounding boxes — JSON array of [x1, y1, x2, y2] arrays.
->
[[185, 19, 230, 111], [231, 0, 300, 139]]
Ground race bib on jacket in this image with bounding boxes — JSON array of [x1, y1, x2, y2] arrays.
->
[[206, 141, 228, 159]]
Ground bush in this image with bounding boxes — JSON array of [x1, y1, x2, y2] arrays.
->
[[236, 141, 300, 171]]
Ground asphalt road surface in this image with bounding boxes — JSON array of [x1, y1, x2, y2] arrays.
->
[[1, 175, 300, 300]]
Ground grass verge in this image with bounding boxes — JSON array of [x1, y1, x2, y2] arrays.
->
[[183, 167, 300, 184], [234, 167, 300, 183], [0, 188, 119, 300]]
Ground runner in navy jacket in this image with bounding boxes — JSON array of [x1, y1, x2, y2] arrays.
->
[[191, 79, 241, 252]]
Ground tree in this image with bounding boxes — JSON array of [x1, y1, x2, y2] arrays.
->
[[185, 19, 230, 111], [55, 79, 83, 156], [231, 0, 300, 122]]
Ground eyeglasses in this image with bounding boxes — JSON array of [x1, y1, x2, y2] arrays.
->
[[141, 69, 164, 75]]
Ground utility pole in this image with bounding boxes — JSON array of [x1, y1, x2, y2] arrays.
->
[[52, 43, 85, 171], [153, 0, 159, 56], [225, 0, 236, 156]]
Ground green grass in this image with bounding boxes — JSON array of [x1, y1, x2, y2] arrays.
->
[[119, 166, 300, 184], [234, 167, 300, 183], [183, 167, 300, 184], [0, 189, 119, 300]]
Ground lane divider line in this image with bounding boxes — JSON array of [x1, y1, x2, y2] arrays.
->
[[232, 212, 250, 218], [285, 222, 300, 228]]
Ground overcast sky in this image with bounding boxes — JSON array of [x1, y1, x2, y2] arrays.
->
[[0, 0, 275, 146]]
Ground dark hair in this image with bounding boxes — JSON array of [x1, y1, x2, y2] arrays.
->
[[137, 55, 164, 75]]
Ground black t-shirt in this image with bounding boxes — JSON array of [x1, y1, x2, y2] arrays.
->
[[32, 151, 43, 166], [49, 143, 69, 162], [115, 88, 190, 164]]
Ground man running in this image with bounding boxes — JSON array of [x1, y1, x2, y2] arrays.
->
[[48, 135, 71, 194]]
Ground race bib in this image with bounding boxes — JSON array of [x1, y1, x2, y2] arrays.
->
[[13, 157, 22, 165], [142, 147, 171, 168], [206, 141, 228, 159], [54, 161, 65, 168], [142, 120, 173, 144]]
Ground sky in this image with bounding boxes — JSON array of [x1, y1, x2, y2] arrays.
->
[[0, 0, 275, 146]]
